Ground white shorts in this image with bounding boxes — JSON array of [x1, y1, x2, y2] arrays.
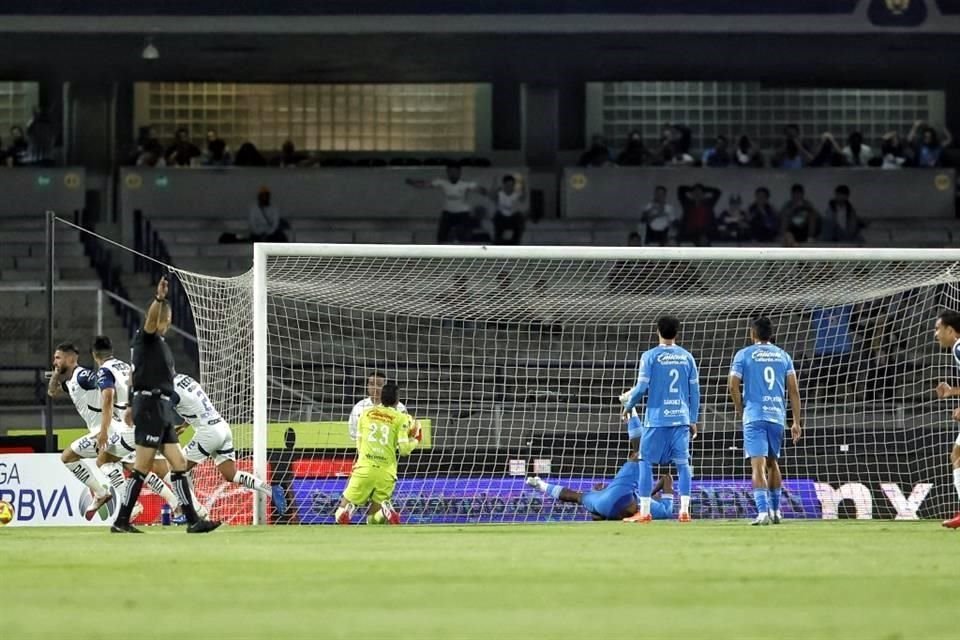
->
[[70, 422, 135, 460], [184, 421, 235, 466]]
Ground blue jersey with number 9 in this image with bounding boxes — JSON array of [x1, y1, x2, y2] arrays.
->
[[729, 343, 795, 427], [623, 344, 700, 428]]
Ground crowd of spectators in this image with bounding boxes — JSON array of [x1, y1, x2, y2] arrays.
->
[[579, 121, 955, 170], [637, 182, 864, 246], [129, 126, 493, 169]]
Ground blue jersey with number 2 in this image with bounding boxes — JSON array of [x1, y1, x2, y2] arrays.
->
[[729, 343, 795, 427], [623, 344, 700, 428]]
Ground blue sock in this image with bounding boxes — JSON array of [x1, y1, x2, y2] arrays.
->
[[769, 488, 782, 512], [637, 460, 654, 498], [546, 484, 562, 499], [753, 488, 769, 514], [676, 463, 692, 497]]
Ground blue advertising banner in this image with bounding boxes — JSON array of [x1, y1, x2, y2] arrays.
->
[[291, 476, 822, 524]]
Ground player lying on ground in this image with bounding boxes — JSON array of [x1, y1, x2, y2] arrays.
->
[[933, 310, 960, 529], [619, 315, 699, 523], [48, 342, 177, 521], [527, 459, 675, 521], [728, 317, 802, 526], [335, 382, 421, 525], [173, 373, 287, 515]]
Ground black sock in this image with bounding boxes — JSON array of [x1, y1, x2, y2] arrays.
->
[[115, 469, 146, 526], [171, 471, 200, 524]]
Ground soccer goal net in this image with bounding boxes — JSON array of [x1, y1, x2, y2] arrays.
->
[[174, 244, 960, 525]]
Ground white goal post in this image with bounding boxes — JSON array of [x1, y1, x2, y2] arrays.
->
[[184, 244, 960, 525]]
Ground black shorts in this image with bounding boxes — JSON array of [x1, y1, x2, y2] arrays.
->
[[131, 393, 179, 449]]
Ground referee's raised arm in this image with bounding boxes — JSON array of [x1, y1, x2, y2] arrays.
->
[[144, 276, 169, 334]]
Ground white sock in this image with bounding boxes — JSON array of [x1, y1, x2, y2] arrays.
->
[[146, 472, 180, 508], [534, 478, 548, 492], [64, 460, 108, 498], [99, 462, 126, 490], [680, 495, 691, 514], [953, 468, 960, 502], [234, 470, 272, 496], [639, 497, 651, 517]]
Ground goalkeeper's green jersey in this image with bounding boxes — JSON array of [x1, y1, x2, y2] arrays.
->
[[355, 405, 417, 477]]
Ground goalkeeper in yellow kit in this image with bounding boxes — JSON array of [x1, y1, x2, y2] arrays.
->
[[335, 382, 422, 525]]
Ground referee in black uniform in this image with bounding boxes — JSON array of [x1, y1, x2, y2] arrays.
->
[[112, 277, 220, 534]]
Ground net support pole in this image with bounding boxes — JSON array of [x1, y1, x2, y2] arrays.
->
[[252, 242, 268, 525], [44, 210, 55, 453]]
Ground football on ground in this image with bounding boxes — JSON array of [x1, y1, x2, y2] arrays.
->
[[4, 521, 960, 639]]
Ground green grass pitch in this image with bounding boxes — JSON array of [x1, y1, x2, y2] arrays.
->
[[4, 520, 958, 639]]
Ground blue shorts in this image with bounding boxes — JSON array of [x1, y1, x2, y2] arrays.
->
[[641, 426, 690, 465], [581, 482, 635, 520], [650, 496, 674, 520], [743, 421, 784, 459]]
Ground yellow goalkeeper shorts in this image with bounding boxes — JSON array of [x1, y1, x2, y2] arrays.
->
[[342, 465, 396, 505]]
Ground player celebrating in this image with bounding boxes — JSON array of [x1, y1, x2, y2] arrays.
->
[[348, 371, 406, 445], [620, 315, 699, 523], [933, 310, 960, 529], [728, 317, 802, 526], [335, 382, 421, 525], [174, 373, 287, 515], [48, 343, 116, 518]]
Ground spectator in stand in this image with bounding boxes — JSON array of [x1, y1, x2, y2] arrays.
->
[[165, 128, 201, 167], [734, 135, 765, 168], [749, 187, 779, 243], [202, 129, 231, 166], [909, 121, 953, 168], [774, 124, 813, 169], [25, 105, 56, 166], [578, 134, 613, 167], [273, 140, 309, 168], [248, 186, 288, 243], [407, 163, 487, 243], [628, 231, 642, 247], [6, 126, 28, 166], [842, 131, 874, 167], [492, 174, 526, 245], [820, 185, 864, 243], [810, 133, 845, 167], [880, 132, 908, 169], [677, 182, 722, 246], [616, 130, 650, 166], [131, 126, 160, 164], [775, 139, 808, 169], [781, 184, 819, 245], [234, 142, 267, 167], [713, 194, 750, 242], [640, 185, 677, 246], [136, 140, 166, 167], [702, 135, 732, 167], [662, 124, 692, 156]]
